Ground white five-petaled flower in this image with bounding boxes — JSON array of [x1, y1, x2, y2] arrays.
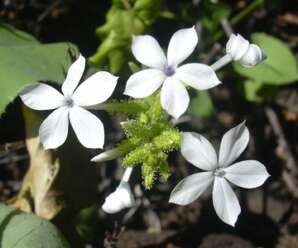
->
[[169, 122, 270, 226], [20, 55, 118, 149], [124, 27, 221, 119]]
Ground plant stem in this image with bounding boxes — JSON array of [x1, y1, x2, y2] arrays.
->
[[210, 0, 264, 43]]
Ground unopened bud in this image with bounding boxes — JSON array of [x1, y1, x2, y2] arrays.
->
[[226, 34, 266, 67], [102, 181, 135, 214]]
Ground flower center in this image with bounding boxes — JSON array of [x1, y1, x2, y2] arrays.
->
[[213, 168, 226, 177], [63, 96, 74, 108], [164, 64, 175, 76]]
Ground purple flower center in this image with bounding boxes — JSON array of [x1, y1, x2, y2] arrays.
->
[[164, 64, 175, 76]]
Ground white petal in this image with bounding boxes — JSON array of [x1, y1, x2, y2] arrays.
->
[[131, 35, 166, 70], [20, 83, 63, 110], [167, 27, 198, 67], [39, 107, 69, 149], [91, 148, 121, 163], [169, 172, 213, 205], [124, 69, 165, 98], [224, 160, 270, 188], [69, 106, 104, 148], [212, 177, 241, 226], [62, 54, 86, 96], [176, 63, 221, 90], [160, 77, 189, 119], [218, 121, 249, 167], [181, 132, 217, 171], [102, 181, 135, 214], [72, 71, 118, 106]]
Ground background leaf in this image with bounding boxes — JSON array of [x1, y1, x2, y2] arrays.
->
[[234, 33, 298, 85], [0, 24, 78, 116], [0, 204, 69, 247], [188, 91, 215, 119]]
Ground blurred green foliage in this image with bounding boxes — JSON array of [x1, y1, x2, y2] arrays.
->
[[89, 0, 162, 74]]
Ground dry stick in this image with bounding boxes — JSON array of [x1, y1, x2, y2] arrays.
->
[[265, 107, 298, 198], [37, 0, 62, 23]]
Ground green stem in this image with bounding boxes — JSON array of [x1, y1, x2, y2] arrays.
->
[[210, 0, 264, 43]]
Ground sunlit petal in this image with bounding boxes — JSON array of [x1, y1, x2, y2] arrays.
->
[[212, 177, 241, 226], [62, 54, 86, 96], [72, 71, 118, 106], [176, 63, 221, 90], [20, 83, 63, 110], [69, 106, 104, 149], [169, 172, 213, 205], [167, 27, 198, 67], [131, 35, 166, 70], [224, 160, 270, 188], [124, 69, 165, 98], [181, 132, 218, 171], [218, 121, 249, 167], [160, 77, 189, 119], [39, 107, 69, 149]]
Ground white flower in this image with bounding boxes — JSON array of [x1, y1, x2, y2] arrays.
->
[[226, 34, 266, 67], [20, 54, 118, 149], [102, 181, 135, 214], [91, 148, 121, 163], [169, 122, 270, 226], [124, 27, 221, 119]]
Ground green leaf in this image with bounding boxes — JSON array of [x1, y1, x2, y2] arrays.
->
[[0, 204, 69, 247], [0, 23, 78, 116], [234, 33, 298, 85], [243, 79, 278, 102], [0, 22, 39, 46], [188, 91, 215, 119]]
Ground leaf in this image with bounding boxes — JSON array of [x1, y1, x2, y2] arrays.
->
[[0, 22, 39, 46], [0, 204, 69, 247], [89, 0, 161, 73], [234, 33, 298, 85], [0, 41, 78, 116], [188, 91, 215, 119], [243, 79, 278, 102]]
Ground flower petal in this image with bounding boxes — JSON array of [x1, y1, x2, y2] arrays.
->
[[124, 69, 165, 98], [102, 181, 135, 214], [224, 160, 270, 188], [160, 77, 189, 119], [176, 63, 221, 90], [218, 121, 249, 167], [131, 35, 166, 70], [72, 71, 118, 106], [167, 27, 198, 67], [169, 172, 213, 205], [181, 132, 217, 171], [20, 83, 63, 110], [212, 177, 241, 226], [62, 54, 86, 96], [39, 107, 69, 149], [69, 106, 104, 148]]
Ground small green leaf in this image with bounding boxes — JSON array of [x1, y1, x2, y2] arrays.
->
[[234, 33, 298, 85], [0, 204, 69, 247], [243, 79, 278, 102], [0, 22, 38, 46], [188, 91, 215, 119]]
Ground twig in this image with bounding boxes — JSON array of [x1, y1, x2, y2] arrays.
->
[[220, 18, 234, 37], [37, 0, 62, 23], [265, 107, 298, 198]]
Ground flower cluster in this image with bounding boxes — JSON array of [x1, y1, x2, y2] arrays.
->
[[19, 27, 269, 226]]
